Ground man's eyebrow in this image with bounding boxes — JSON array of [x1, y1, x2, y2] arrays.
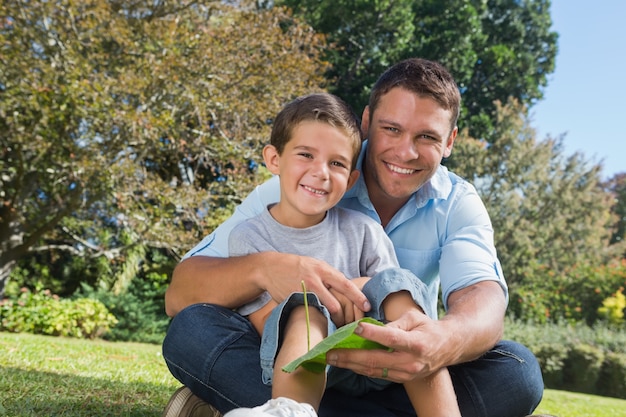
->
[[376, 118, 401, 127]]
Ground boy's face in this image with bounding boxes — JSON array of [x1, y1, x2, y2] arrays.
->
[[361, 87, 457, 210], [263, 120, 359, 228]]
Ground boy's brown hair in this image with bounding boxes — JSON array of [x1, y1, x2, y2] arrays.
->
[[270, 93, 362, 170]]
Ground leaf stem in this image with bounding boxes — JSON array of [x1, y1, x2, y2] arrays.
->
[[301, 280, 310, 351]]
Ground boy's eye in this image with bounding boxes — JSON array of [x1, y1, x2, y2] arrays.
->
[[331, 161, 348, 169], [298, 152, 313, 158]]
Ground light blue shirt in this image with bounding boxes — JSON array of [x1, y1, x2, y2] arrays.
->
[[184, 142, 508, 312]]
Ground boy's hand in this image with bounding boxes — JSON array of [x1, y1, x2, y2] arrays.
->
[[328, 277, 371, 326], [263, 253, 370, 326]]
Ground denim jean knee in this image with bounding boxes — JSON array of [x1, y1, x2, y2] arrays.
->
[[450, 340, 544, 417], [162, 303, 271, 412], [363, 267, 435, 320]]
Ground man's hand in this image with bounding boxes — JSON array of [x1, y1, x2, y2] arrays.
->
[[325, 281, 506, 383], [326, 310, 447, 383]]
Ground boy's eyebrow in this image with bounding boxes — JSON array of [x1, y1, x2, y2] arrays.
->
[[294, 145, 353, 164]]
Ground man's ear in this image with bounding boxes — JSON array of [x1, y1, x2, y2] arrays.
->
[[346, 170, 360, 190], [443, 126, 458, 159], [262, 144, 281, 175], [360, 106, 371, 139]]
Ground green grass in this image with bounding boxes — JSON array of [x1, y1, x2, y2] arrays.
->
[[534, 390, 626, 417], [2, 331, 626, 416], [0, 332, 179, 416]]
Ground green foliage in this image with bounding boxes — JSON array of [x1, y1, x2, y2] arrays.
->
[[598, 288, 626, 325], [508, 260, 626, 325], [504, 318, 626, 398], [596, 352, 626, 399], [605, 173, 626, 246], [0, 288, 117, 339], [274, 0, 557, 139], [450, 100, 615, 286], [563, 344, 605, 393], [76, 272, 170, 344], [1, 0, 328, 292]]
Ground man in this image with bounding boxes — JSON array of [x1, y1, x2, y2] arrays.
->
[[162, 58, 544, 417]]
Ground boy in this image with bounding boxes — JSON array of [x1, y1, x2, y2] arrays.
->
[[223, 93, 460, 417]]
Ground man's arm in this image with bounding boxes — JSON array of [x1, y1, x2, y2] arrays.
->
[[326, 280, 505, 382], [165, 253, 270, 317], [165, 251, 372, 323], [440, 280, 506, 362]]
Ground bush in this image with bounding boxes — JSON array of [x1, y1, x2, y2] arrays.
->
[[598, 288, 626, 325], [534, 343, 567, 388], [509, 259, 626, 325], [76, 271, 170, 344], [596, 351, 626, 398], [563, 344, 605, 393], [504, 318, 626, 399], [0, 288, 117, 339]]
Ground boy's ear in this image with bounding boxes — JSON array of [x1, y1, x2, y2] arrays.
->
[[346, 170, 360, 190], [262, 145, 281, 175]]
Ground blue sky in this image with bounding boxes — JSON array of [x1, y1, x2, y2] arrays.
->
[[531, 0, 626, 180]]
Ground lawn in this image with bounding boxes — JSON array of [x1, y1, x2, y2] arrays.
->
[[1, 332, 625, 416]]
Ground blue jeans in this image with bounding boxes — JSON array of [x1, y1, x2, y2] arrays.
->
[[163, 304, 543, 417]]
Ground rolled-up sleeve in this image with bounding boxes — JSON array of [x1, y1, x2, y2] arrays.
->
[[439, 182, 508, 310]]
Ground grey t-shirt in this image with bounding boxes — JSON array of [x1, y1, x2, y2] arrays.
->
[[229, 205, 399, 316]]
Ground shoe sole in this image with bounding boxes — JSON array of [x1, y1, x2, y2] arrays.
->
[[163, 387, 194, 417]]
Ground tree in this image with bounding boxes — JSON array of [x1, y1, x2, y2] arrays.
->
[[448, 100, 615, 283], [605, 173, 626, 248], [272, 0, 558, 139], [0, 0, 328, 294]]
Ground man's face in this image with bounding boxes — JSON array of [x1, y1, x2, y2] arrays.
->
[[361, 87, 457, 209]]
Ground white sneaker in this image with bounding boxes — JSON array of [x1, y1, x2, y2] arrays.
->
[[223, 397, 317, 417]]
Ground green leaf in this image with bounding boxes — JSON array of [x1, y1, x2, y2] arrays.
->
[[282, 317, 388, 374]]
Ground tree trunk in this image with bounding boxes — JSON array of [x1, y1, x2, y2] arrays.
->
[[0, 259, 16, 298]]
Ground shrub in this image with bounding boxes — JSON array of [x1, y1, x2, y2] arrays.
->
[[563, 344, 605, 393], [76, 271, 170, 344], [534, 343, 567, 388], [596, 351, 626, 398], [0, 288, 117, 339], [597, 288, 626, 325], [504, 318, 626, 399], [509, 259, 626, 325]]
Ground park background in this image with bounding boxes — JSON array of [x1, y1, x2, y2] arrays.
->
[[1, 0, 625, 415]]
